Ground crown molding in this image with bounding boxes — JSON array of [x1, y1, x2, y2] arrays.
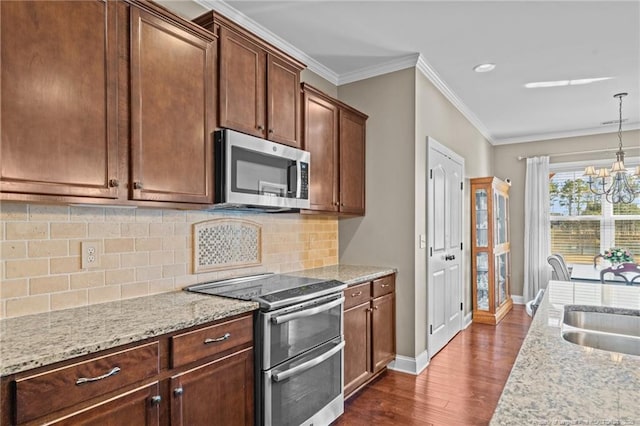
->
[[337, 53, 421, 86], [492, 122, 640, 145], [194, 0, 339, 85]]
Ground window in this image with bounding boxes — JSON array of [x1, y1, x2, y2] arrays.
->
[[549, 160, 640, 264]]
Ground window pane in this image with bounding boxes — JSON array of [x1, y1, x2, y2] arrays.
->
[[613, 187, 640, 215], [550, 171, 601, 216], [614, 220, 640, 258], [551, 220, 600, 264]]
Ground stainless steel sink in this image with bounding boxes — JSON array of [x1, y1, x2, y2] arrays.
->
[[561, 306, 640, 356], [562, 331, 640, 356]]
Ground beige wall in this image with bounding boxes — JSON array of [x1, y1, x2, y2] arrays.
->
[[337, 67, 492, 360], [0, 203, 338, 319], [493, 129, 640, 298]]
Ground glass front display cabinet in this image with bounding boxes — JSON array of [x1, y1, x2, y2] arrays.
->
[[471, 177, 513, 324]]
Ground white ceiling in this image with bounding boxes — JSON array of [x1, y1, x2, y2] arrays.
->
[[158, 0, 640, 145]]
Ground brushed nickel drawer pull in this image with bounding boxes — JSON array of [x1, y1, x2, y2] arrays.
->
[[75, 366, 121, 385], [204, 332, 231, 344], [108, 178, 119, 188], [150, 395, 162, 405], [174, 387, 184, 397], [133, 181, 143, 190], [351, 291, 362, 297]]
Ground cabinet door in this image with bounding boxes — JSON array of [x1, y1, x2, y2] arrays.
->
[[371, 293, 395, 373], [0, 0, 119, 198], [267, 55, 301, 147], [170, 348, 253, 426], [339, 109, 366, 215], [50, 383, 160, 426], [218, 27, 266, 139], [130, 8, 215, 203], [343, 301, 371, 397], [303, 89, 339, 212]]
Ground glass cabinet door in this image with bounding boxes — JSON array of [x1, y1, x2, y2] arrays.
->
[[494, 193, 507, 245], [475, 189, 488, 247], [495, 253, 508, 308], [476, 253, 489, 311]]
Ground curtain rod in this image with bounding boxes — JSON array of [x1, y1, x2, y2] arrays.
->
[[516, 146, 640, 161]]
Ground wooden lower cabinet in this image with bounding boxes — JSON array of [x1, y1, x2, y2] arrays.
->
[[170, 348, 253, 426], [343, 274, 396, 399]]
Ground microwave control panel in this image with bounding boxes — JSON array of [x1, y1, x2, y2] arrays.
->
[[300, 162, 309, 199]]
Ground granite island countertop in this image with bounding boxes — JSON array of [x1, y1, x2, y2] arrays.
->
[[490, 280, 640, 425]]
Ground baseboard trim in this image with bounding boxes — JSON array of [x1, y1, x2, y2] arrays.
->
[[463, 312, 473, 329], [388, 350, 429, 375], [512, 295, 525, 305]]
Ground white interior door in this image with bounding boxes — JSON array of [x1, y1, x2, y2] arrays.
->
[[427, 138, 464, 358]]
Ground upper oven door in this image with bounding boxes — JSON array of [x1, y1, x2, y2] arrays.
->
[[218, 129, 310, 209], [261, 293, 343, 368]]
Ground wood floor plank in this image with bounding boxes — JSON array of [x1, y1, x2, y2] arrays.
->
[[333, 305, 531, 426]]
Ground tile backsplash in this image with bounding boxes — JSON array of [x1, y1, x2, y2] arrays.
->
[[0, 203, 338, 318]]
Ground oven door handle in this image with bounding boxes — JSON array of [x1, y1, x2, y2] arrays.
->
[[272, 341, 345, 383], [270, 296, 345, 325]]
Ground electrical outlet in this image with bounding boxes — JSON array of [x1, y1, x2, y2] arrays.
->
[[81, 241, 101, 269]]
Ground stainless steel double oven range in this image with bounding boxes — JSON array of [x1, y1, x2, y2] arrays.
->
[[186, 273, 347, 426]]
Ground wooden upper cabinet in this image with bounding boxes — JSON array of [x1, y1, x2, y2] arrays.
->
[[194, 12, 304, 148], [129, 7, 215, 204], [302, 84, 367, 215], [0, 0, 119, 198]]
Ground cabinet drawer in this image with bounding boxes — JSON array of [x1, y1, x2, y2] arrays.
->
[[15, 342, 159, 424], [171, 315, 253, 368], [343, 282, 371, 310], [372, 275, 395, 298]]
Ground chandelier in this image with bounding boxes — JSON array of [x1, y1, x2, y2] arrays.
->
[[584, 92, 640, 204]]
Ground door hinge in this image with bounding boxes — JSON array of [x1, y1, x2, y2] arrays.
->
[[430, 324, 433, 335], [460, 181, 463, 190], [429, 247, 433, 257], [430, 169, 433, 179], [460, 302, 463, 311]]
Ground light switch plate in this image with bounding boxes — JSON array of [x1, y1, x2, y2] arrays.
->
[[419, 234, 426, 249]]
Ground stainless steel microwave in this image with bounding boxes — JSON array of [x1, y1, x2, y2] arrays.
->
[[213, 129, 310, 211]]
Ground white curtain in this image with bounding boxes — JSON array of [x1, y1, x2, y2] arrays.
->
[[524, 156, 551, 302]]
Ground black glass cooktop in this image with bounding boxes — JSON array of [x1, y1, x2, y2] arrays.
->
[[185, 273, 346, 310]]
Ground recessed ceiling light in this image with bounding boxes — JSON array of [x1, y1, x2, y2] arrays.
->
[[525, 77, 612, 89], [473, 63, 495, 73]]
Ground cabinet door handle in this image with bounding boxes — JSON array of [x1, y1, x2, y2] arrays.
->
[[173, 387, 184, 397], [365, 308, 372, 312], [373, 306, 379, 310], [75, 366, 121, 385], [340, 203, 344, 207], [268, 128, 274, 134], [150, 395, 162, 406], [204, 332, 231, 344], [133, 181, 143, 190], [108, 178, 119, 188], [257, 125, 264, 131], [351, 291, 362, 297], [381, 284, 390, 288]]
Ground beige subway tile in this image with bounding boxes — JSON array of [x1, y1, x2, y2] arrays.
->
[[70, 271, 105, 289], [0, 301, 5, 318], [70, 206, 105, 222], [121, 282, 149, 299], [29, 205, 69, 222], [136, 266, 162, 281], [6, 223, 48, 240], [51, 289, 88, 311], [0, 223, 4, 240], [149, 251, 174, 266], [173, 249, 188, 264], [88, 286, 121, 304], [28, 240, 68, 258], [162, 210, 186, 222], [162, 236, 186, 251], [174, 274, 197, 289], [2, 241, 26, 259], [69, 240, 81, 256], [6, 259, 48, 279], [105, 208, 136, 222], [6, 295, 50, 317], [30, 275, 70, 295], [1, 279, 29, 299], [51, 223, 87, 239], [100, 254, 120, 270], [105, 268, 135, 286], [150, 223, 173, 237], [173, 223, 190, 236], [1, 203, 28, 221], [148, 278, 175, 294], [88, 222, 120, 238], [121, 223, 149, 238], [186, 212, 209, 223], [121, 252, 148, 268], [50, 256, 81, 274], [135, 209, 162, 223], [104, 238, 135, 253], [136, 237, 162, 252], [162, 264, 186, 278]]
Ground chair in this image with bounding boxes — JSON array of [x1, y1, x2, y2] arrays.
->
[[547, 254, 571, 281], [594, 254, 605, 266], [600, 262, 640, 285]]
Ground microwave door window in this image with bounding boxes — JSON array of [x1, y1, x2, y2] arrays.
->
[[232, 147, 295, 197]]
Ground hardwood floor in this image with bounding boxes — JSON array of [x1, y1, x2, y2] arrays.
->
[[334, 304, 531, 426]]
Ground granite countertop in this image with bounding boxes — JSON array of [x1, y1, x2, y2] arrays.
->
[[491, 280, 640, 424], [0, 264, 395, 378], [0, 292, 258, 377]]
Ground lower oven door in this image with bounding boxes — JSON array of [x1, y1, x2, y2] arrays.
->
[[261, 294, 344, 367], [263, 338, 344, 426]]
